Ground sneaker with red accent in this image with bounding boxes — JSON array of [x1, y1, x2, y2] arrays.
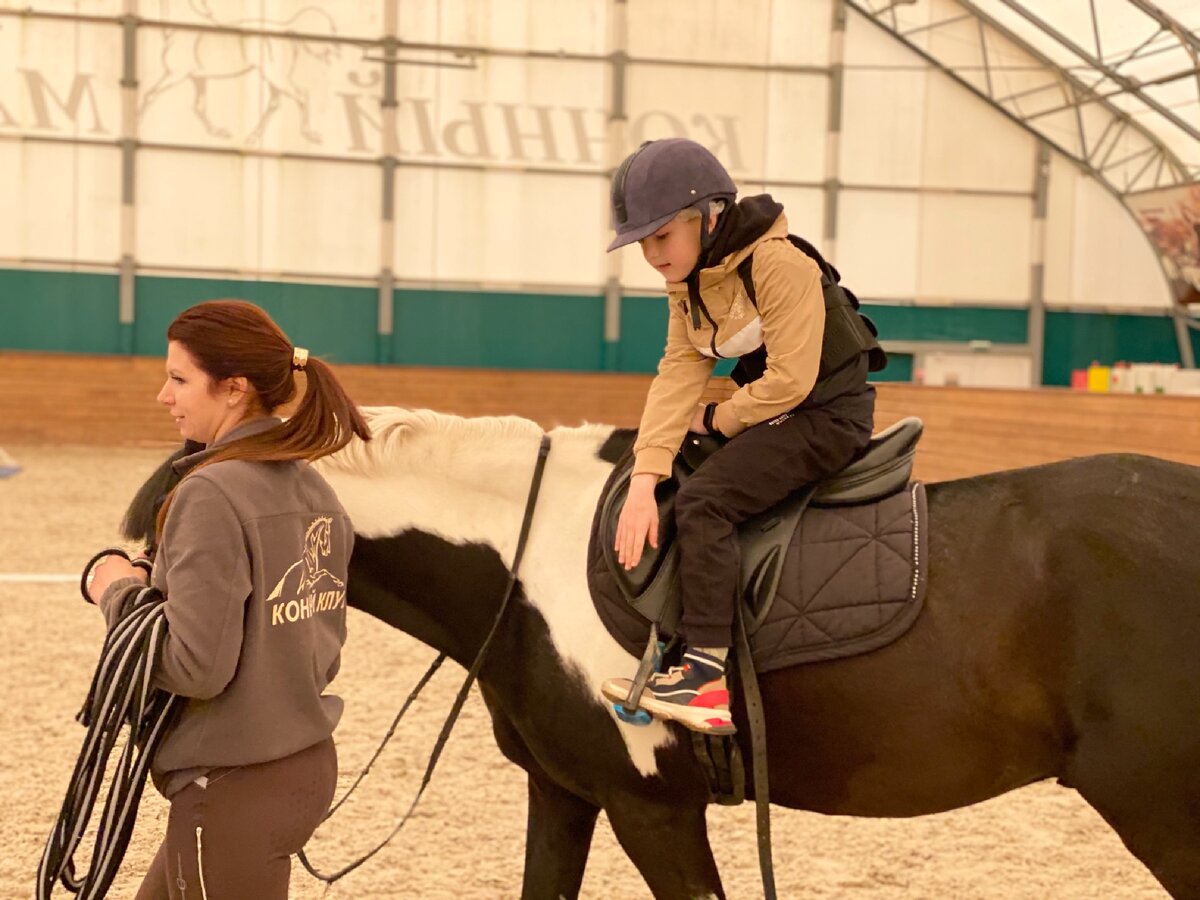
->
[[601, 647, 735, 735]]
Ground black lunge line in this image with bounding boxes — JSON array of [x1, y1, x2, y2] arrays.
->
[[39, 586, 182, 900]]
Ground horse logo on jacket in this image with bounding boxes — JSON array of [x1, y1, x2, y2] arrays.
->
[[265, 516, 345, 603]]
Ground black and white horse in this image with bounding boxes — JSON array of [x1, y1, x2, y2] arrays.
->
[[127, 406, 1200, 899]]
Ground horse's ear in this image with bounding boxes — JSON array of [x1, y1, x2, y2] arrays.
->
[[121, 440, 201, 548]]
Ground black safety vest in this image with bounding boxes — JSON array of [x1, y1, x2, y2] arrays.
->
[[732, 234, 887, 398]]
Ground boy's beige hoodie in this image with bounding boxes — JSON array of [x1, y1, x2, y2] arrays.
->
[[633, 212, 826, 478]]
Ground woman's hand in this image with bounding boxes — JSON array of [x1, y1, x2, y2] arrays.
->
[[614, 473, 660, 570], [88, 555, 147, 605], [689, 403, 709, 434]]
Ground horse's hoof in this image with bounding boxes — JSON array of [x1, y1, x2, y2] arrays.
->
[[613, 704, 653, 726]]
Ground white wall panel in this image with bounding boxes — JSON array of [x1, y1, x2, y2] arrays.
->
[[917, 194, 1031, 303], [759, 186, 824, 241], [0, 143, 18, 258], [1070, 176, 1171, 309], [627, 0, 773, 64], [263, 159, 378, 276], [423, 57, 609, 169], [137, 150, 251, 269], [625, 65, 766, 179], [920, 73, 1035, 193], [14, 142, 119, 263], [1042, 151, 1078, 305], [767, 0, 832, 66], [629, 0, 832, 66], [840, 68, 925, 187], [406, 0, 608, 55], [838, 190, 920, 299], [762, 74, 828, 183], [0, 0, 121, 13], [401, 169, 606, 287]]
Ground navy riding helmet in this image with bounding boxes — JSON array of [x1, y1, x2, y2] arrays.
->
[[606, 138, 736, 252]]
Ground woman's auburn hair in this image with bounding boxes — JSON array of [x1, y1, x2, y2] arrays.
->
[[154, 299, 370, 538]]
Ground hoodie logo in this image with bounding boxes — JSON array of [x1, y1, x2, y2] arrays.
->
[[266, 516, 346, 625], [729, 284, 747, 320]]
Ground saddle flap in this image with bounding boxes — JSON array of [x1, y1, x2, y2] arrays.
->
[[737, 485, 816, 627]]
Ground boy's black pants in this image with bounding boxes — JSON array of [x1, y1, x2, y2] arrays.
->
[[674, 387, 875, 649]]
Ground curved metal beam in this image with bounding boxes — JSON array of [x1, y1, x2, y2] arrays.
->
[[847, 0, 1197, 369]]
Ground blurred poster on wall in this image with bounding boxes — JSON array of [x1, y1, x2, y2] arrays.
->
[[1127, 183, 1200, 305]]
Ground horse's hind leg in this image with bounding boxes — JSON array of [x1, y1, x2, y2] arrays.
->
[[1071, 748, 1200, 897], [606, 796, 724, 900], [520, 770, 600, 900]]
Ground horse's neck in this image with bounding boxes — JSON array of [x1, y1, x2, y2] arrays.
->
[[322, 420, 615, 565], [334, 421, 619, 663]]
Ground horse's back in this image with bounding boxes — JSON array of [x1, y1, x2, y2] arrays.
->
[[760, 452, 1200, 819]]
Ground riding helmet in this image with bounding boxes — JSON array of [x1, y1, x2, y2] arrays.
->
[[606, 138, 737, 251]]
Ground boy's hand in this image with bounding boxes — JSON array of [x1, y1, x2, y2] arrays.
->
[[615, 473, 659, 570], [689, 403, 709, 434]]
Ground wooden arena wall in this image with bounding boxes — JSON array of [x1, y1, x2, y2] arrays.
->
[[3, 351, 1200, 483]]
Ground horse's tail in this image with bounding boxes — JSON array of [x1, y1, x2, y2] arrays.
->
[[121, 441, 199, 550]]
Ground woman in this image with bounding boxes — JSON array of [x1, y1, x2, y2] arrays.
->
[[87, 299, 369, 899]]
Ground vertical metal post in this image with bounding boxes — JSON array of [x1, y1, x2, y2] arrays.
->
[[1028, 142, 1050, 386], [118, 6, 139, 353], [377, 0, 399, 364], [823, 1, 847, 264], [601, 0, 629, 371]]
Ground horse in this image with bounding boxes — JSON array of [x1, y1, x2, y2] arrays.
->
[[123, 406, 1200, 899]]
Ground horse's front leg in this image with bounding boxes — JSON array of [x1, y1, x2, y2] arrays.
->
[[606, 793, 724, 900], [521, 769, 600, 899], [487, 700, 599, 898]]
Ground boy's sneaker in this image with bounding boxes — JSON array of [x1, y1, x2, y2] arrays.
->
[[601, 647, 736, 735]]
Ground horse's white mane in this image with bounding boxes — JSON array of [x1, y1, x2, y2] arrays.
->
[[320, 406, 551, 476]]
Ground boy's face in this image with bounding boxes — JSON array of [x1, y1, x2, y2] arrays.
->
[[639, 215, 702, 282]]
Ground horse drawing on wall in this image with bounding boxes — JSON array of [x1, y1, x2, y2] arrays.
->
[[139, 0, 339, 146]]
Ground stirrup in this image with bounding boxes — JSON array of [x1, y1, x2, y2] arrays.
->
[[612, 624, 665, 727]]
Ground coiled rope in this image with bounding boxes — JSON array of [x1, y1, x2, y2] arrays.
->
[[38, 582, 182, 899]]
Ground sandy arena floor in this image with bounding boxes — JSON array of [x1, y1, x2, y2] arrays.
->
[[0, 445, 1168, 898]]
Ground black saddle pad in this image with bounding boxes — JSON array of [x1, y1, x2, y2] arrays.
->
[[587, 476, 928, 674]]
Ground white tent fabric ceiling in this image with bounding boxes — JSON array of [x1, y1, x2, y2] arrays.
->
[[855, 0, 1200, 190]]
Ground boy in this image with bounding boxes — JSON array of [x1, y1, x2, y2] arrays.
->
[[602, 138, 878, 735]]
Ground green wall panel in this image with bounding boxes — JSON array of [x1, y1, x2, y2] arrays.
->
[[870, 352, 914, 383], [1043, 311, 1185, 387], [616, 294, 669, 373], [863, 303, 1029, 344], [391, 289, 605, 370], [133, 277, 378, 364], [4, 269, 1196, 388], [0, 269, 120, 353]]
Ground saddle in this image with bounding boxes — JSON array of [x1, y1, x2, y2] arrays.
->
[[592, 416, 925, 655]]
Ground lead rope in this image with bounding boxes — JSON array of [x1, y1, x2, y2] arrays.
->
[[38, 586, 183, 900], [297, 433, 552, 888]]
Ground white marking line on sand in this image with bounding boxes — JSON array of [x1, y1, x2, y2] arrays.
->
[[0, 574, 77, 584]]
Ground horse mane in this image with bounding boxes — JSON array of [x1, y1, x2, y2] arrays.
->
[[319, 406, 546, 478], [120, 440, 203, 548]]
